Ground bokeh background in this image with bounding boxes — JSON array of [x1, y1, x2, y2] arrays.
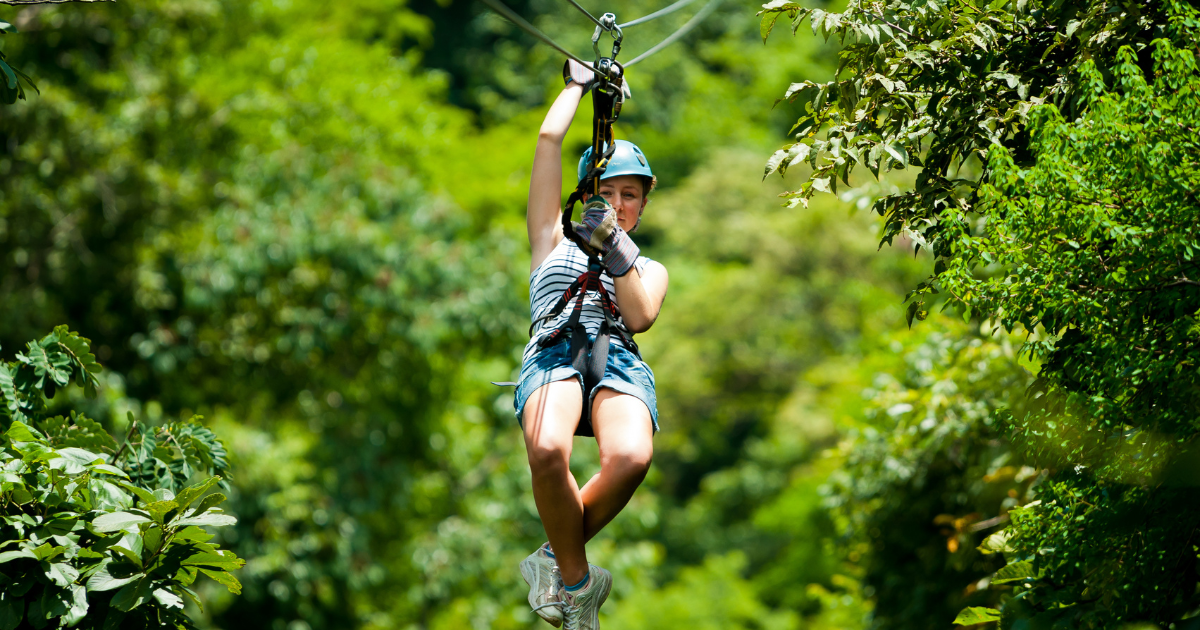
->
[[0, 0, 1030, 627]]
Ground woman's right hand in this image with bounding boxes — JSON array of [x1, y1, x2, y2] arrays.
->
[[563, 59, 597, 93], [563, 60, 632, 100]]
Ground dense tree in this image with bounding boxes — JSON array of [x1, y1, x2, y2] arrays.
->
[[1, 329, 242, 630], [941, 39, 1200, 627], [764, 0, 1200, 627]]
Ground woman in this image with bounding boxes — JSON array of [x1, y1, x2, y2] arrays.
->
[[514, 60, 669, 630]]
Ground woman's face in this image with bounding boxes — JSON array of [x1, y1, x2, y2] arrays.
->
[[597, 175, 647, 233]]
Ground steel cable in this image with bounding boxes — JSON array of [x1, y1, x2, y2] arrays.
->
[[623, 0, 721, 67], [476, 0, 617, 78], [561, 0, 606, 28], [617, 0, 699, 29]]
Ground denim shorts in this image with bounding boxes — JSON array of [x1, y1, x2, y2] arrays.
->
[[514, 337, 659, 434]]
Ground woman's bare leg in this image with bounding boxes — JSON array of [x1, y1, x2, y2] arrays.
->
[[579, 389, 654, 541], [522, 377, 589, 586]]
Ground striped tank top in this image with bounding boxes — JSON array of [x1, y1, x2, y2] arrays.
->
[[523, 238, 651, 364]]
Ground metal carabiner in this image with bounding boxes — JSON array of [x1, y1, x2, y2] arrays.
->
[[592, 13, 622, 61]]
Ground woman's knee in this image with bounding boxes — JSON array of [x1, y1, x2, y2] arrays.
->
[[527, 438, 572, 476], [602, 443, 653, 481]]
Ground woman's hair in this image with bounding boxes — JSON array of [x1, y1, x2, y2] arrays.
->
[[642, 175, 657, 196]]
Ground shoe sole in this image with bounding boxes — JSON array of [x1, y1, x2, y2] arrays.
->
[[521, 557, 563, 628]]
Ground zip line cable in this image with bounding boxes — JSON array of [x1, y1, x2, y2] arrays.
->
[[562, 0, 606, 28], [617, 0, 699, 29], [623, 0, 721, 67], [476, 0, 617, 78], [476, 0, 720, 75]]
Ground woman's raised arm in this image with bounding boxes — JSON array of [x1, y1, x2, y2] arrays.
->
[[528, 83, 586, 272]]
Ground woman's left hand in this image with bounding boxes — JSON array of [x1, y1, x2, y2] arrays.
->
[[575, 197, 640, 277]]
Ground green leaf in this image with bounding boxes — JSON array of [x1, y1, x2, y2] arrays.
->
[[110, 545, 143, 569], [55, 447, 103, 465], [142, 526, 163, 557], [763, 149, 787, 179], [118, 482, 157, 506], [85, 565, 143, 593], [978, 529, 1013, 554], [31, 543, 64, 561], [0, 549, 36, 564], [198, 568, 242, 595], [110, 577, 153, 612], [0, 597, 23, 630], [905, 301, 921, 329], [761, 12, 782, 41], [171, 526, 214, 544], [151, 588, 183, 610], [90, 463, 129, 478], [93, 512, 151, 533], [182, 551, 244, 571], [992, 559, 1035, 584], [884, 142, 908, 168], [43, 561, 79, 587], [5, 421, 40, 444], [953, 607, 1001, 625], [62, 585, 87, 628], [146, 500, 178, 524], [0, 58, 16, 90], [172, 511, 236, 528], [186, 492, 227, 519], [172, 476, 219, 513]]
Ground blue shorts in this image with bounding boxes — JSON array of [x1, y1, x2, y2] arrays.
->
[[514, 337, 659, 434]]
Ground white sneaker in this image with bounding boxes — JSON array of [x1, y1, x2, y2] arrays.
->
[[520, 544, 563, 627], [557, 564, 613, 630]]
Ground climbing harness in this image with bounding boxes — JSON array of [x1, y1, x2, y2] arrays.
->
[[535, 21, 631, 438], [486, 0, 719, 435]]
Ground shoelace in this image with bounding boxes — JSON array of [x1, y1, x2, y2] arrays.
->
[[560, 600, 582, 630]]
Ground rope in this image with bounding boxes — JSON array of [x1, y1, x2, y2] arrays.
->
[[561, 0, 605, 28], [622, 0, 721, 67], [476, 0, 617, 79], [618, 0, 699, 29]]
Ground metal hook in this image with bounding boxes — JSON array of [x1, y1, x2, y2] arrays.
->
[[592, 13, 622, 61]]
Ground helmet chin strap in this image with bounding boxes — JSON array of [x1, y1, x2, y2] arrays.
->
[[629, 200, 647, 234]]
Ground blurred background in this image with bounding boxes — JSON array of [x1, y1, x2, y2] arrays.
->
[[0, 0, 1029, 627]]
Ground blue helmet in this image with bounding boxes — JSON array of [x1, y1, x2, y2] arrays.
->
[[577, 139, 654, 184]]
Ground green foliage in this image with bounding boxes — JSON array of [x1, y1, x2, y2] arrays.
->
[[1, 327, 101, 422], [763, 0, 1200, 627], [757, 0, 1193, 295], [943, 40, 1200, 455], [825, 325, 1033, 629], [935, 37, 1200, 628], [0, 19, 38, 104], [1000, 475, 1199, 628], [0, 330, 241, 629]]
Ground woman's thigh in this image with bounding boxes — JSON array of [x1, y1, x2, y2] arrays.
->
[[522, 376, 584, 451], [591, 388, 654, 465]]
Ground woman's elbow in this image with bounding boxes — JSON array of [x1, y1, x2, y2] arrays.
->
[[625, 313, 657, 334], [538, 129, 566, 145]]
